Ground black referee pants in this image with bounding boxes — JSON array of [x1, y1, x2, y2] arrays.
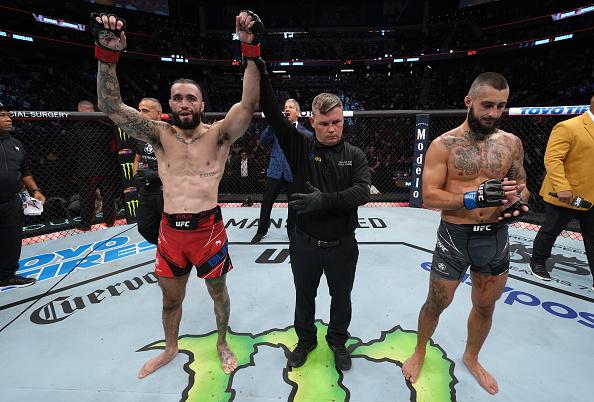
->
[[289, 231, 359, 347], [531, 202, 594, 273], [257, 177, 295, 236], [0, 195, 23, 281], [137, 190, 164, 245]]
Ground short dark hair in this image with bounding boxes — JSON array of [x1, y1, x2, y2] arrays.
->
[[171, 78, 202, 95], [469, 72, 509, 97]]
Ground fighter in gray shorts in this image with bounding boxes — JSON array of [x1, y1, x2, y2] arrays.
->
[[431, 220, 510, 280]]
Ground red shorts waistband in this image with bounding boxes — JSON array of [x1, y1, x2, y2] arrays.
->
[[163, 206, 221, 230]]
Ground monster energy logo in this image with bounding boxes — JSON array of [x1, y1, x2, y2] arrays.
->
[[139, 321, 458, 401], [126, 199, 139, 217], [117, 127, 128, 141], [121, 162, 134, 180]]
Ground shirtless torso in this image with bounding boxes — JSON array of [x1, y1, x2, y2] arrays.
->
[[155, 122, 230, 213], [433, 125, 525, 224]]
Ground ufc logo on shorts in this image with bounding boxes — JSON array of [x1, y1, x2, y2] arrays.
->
[[175, 221, 190, 228], [473, 225, 491, 232]]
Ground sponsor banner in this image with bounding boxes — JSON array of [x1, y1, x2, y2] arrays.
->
[[30, 272, 158, 324], [508, 105, 589, 116], [419, 261, 594, 329], [409, 114, 429, 208], [9, 111, 71, 119], [16, 236, 155, 283], [115, 127, 139, 223]]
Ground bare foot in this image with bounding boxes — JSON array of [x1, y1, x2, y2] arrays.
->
[[217, 343, 238, 374], [402, 351, 425, 383], [138, 349, 178, 379], [463, 354, 499, 394]]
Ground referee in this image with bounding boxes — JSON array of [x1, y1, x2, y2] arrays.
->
[[0, 102, 45, 289], [257, 61, 371, 371]]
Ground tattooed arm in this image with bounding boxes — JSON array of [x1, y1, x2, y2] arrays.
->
[[422, 138, 465, 210], [506, 136, 530, 202], [97, 62, 163, 146]]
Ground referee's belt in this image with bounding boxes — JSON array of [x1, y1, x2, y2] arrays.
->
[[296, 228, 347, 248]]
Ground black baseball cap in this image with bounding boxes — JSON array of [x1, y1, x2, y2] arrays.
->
[[0, 102, 15, 111]]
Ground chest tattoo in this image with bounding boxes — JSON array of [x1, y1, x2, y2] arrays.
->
[[442, 134, 512, 176], [174, 131, 203, 145]]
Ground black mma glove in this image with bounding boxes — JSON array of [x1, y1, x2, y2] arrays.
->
[[499, 199, 530, 223], [90, 12, 126, 63], [238, 10, 264, 59], [134, 168, 159, 187], [289, 182, 324, 215], [463, 178, 506, 209]]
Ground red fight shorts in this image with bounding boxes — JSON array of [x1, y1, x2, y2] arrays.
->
[[155, 206, 233, 279]]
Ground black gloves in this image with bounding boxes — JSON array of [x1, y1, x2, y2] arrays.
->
[[134, 168, 159, 187], [499, 199, 530, 223], [289, 182, 324, 215], [464, 178, 506, 209], [90, 12, 126, 63]]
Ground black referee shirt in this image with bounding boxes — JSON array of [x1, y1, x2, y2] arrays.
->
[[135, 140, 159, 171], [259, 70, 371, 241], [0, 134, 30, 202], [135, 139, 162, 193]]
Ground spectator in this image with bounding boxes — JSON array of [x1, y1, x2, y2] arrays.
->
[[72, 100, 120, 230]]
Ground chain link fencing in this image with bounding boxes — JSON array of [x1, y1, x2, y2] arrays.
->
[[10, 107, 586, 244]]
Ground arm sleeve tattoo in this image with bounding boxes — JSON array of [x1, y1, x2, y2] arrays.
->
[[97, 61, 161, 146]]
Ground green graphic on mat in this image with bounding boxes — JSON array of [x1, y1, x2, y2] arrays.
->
[[139, 321, 457, 402]]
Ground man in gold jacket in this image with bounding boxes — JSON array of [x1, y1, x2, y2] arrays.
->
[[530, 96, 594, 288]]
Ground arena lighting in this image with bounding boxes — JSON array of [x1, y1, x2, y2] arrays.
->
[[267, 30, 307, 37], [1, 31, 34, 42], [0, 24, 590, 68], [340, 69, 354, 72], [32, 14, 85, 31], [551, 4, 594, 21], [554, 34, 573, 42], [272, 70, 287, 74], [161, 54, 188, 63]]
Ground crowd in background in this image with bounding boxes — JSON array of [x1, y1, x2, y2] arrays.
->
[[1, 0, 592, 230]]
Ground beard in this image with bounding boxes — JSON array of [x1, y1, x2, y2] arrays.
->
[[467, 105, 501, 140], [171, 110, 201, 129]]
